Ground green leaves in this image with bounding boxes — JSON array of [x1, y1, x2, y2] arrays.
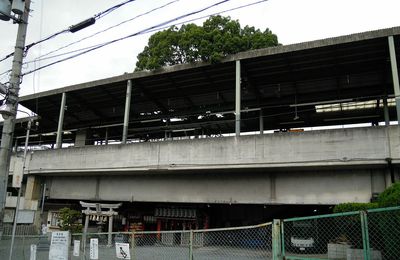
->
[[135, 15, 279, 71], [58, 207, 83, 233]]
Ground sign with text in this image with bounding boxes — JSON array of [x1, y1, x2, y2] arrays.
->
[[30, 244, 37, 260], [90, 238, 98, 259], [115, 243, 131, 259], [49, 231, 69, 260], [12, 157, 24, 188], [73, 240, 80, 256]]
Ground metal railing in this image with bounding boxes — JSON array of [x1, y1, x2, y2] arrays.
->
[[1, 206, 399, 259], [280, 206, 400, 260]]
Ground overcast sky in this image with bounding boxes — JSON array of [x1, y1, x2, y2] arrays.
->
[[0, 0, 399, 97]]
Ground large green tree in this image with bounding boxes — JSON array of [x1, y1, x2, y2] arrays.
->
[[135, 15, 279, 71]]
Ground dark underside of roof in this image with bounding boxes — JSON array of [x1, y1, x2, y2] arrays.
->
[[3, 31, 400, 145]]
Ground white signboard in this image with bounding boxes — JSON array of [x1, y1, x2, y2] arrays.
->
[[3, 209, 35, 223], [73, 240, 80, 257], [12, 157, 24, 188], [90, 238, 98, 259], [49, 231, 69, 260], [115, 243, 131, 259], [30, 244, 37, 260]]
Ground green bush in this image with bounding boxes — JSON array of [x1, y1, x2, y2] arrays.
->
[[58, 207, 83, 233], [377, 182, 400, 207], [333, 202, 378, 213]]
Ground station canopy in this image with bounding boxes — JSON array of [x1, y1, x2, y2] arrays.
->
[[4, 26, 400, 144]]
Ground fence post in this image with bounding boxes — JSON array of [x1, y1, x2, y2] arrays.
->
[[131, 231, 135, 260], [360, 211, 371, 260], [189, 230, 194, 260], [272, 219, 283, 260]]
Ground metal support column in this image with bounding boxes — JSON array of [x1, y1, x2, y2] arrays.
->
[[259, 109, 264, 135], [235, 60, 241, 137], [55, 93, 66, 149], [383, 98, 390, 126], [388, 36, 400, 123], [122, 80, 132, 144], [272, 219, 283, 260], [105, 127, 109, 145]]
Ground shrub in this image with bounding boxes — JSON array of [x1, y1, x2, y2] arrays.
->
[[377, 182, 400, 207], [333, 202, 378, 213], [58, 207, 83, 233]]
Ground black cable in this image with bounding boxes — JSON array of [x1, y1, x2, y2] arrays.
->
[[25, 0, 180, 64], [29, 0, 266, 65], [94, 0, 137, 19], [23, 0, 272, 76], [0, 0, 138, 63]]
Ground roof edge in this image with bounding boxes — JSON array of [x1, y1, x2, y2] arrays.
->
[[20, 26, 400, 101]]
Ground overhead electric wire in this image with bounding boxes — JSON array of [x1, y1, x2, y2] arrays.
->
[[94, 0, 137, 19], [0, 0, 137, 64], [22, 0, 270, 76], [25, 0, 180, 64]]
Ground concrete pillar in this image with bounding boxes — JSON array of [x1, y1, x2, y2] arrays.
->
[[82, 214, 89, 253], [24, 176, 42, 231], [383, 98, 390, 126], [235, 60, 241, 137], [122, 80, 132, 144], [388, 36, 400, 124], [259, 109, 264, 135], [75, 129, 87, 147], [108, 215, 113, 247], [55, 93, 66, 149]]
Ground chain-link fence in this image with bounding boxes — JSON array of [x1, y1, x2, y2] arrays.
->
[[281, 206, 400, 260], [192, 223, 272, 260], [367, 207, 400, 260], [0, 234, 51, 260], [1, 207, 399, 260], [0, 224, 271, 260]]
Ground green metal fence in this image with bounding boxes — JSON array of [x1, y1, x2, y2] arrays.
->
[[280, 206, 400, 260], [1, 206, 399, 260]]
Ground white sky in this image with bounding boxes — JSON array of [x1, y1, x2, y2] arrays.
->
[[0, 0, 399, 97]]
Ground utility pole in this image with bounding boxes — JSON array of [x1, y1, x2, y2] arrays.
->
[[0, 0, 31, 236]]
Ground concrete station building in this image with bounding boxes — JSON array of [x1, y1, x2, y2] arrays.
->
[[2, 26, 400, 234]]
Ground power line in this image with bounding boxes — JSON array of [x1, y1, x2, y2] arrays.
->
[[23, 0, 270, 76], [25, 0, 180, 64], [28, 0, 266, 65], [0, 0, 138, 64], [94, 0, 137, 19]]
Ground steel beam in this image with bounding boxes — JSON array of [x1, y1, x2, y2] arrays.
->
[[388, 36, 400, 123], [55, 92, 66, 148], [235, 60, 241, 137], [122, 80, 132, 144]]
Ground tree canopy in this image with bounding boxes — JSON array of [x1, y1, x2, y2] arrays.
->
[[135, 15, 279, 71]]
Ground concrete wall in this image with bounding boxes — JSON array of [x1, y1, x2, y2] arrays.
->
[[25, 126, 400, 175], [46, 169, 387, 205]]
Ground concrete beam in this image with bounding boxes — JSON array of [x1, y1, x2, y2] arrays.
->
[[25, 126, 400, 175]]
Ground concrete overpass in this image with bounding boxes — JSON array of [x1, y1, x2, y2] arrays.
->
[[10, 125, 399, 205]]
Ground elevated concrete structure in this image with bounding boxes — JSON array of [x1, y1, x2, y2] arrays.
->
[[3, 26, 400, 230], [24, 126, 399, 174], [8, 126, 398, 206]]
